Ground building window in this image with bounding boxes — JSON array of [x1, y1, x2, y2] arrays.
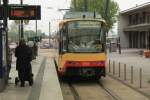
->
[[135, 13, 139, 24], [142, 12, 146, 23], [129, 15, 132, 25]]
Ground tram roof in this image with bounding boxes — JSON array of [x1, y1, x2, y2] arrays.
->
[[59, 18, 106, 28]]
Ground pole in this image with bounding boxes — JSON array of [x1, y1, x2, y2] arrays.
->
[[74, 0, 77, 10], [140, 68, 142, 88], [104, 0, 110, 19], [84, 0, 88, 11], [49, 22, 51, 47], [118, 37, 121, 54], [113, 61, 115, 75], [124, 64, 126, 81], [20, 0, 24, 38], [18, 24, 20, 41], [3, 0, 8, 85], [118, 62, 121, 77], [131, 66, 133, 84], [93, 0, 96, 18], [36, 20, 37, 36], [109, 59, 111, 73]]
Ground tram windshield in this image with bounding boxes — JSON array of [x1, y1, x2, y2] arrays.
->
[[67, 20, 103, 53]]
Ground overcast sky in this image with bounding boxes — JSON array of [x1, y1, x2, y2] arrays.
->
[[116, 0, 150, 11], [8, 0, 150, 34]]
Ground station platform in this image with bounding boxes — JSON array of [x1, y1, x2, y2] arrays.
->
[[0, 49, 63, 100], [108, 49, 150, 97]]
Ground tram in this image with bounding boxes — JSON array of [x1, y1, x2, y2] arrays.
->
[[55, 12, 107, 79]]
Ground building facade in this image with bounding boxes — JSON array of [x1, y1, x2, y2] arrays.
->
[[118, 3, 150, 49]]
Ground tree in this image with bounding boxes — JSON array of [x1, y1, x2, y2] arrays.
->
[[8, 21, 44, 42], [71, 0, 119, 30]]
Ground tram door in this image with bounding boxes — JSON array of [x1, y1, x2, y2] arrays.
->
[[0, 28, 7, 92]]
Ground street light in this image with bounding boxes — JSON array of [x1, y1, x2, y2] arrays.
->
[[84, 0, 88, 11], [35, 20, 37, 36], [20, 0, 24, 39], [49, 22, 51, 47], [47, 7, 53, 48], [104, 0, 110, 20], [93, 0, 96, 18]]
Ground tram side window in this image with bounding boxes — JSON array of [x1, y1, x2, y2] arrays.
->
[[62, 36, 67, 52], [59, 28, 67, 54], [59, 30, 63, 54]]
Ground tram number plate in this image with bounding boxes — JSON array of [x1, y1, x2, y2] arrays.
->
[[79, 68, 95, 76]]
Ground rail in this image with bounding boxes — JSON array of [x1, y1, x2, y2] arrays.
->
[[68, 83, 81, 100], [98, 81, 121, 100]]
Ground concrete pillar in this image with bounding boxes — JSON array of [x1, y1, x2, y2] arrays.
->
[[146, 31, 148, 49], [131, 32, 133, 48], [137, 32, 139, 48], [147, 30, 150, 49], [149, 30, 150, 49], [141, 32, 143, 48]]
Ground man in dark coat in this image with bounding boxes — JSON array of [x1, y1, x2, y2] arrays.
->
[[15, 39, 33, 87]]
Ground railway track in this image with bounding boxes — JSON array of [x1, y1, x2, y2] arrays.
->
[[60, 78, 122, 100], [97, 81, 121, 100], [68, 83, 81, 100], [67, 82, 122, 100]]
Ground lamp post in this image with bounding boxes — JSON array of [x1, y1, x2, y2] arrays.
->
[[104, 0, 110, 20], [35, 6, 38, 37], [3, 0, 8, 87], [36, 20, 37, 36], [84, 0, 88, 11], [47, 7, 53, 47], [20, 0, 24, 38], [49, 22, 51, 47], [93, 0, 96, 18], [74, 0, 76, 10]]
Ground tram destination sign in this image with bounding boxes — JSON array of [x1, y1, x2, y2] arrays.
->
[[9, 5, 41, 20]]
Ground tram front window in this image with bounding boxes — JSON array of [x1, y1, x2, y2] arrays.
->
[[67, 21, 103, 53]]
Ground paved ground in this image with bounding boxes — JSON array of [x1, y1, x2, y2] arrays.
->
[[102, 76, 149, 100], [0, 49, 63, 100], [1, 48, 150, 100], [107, 49, 150, 97]]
